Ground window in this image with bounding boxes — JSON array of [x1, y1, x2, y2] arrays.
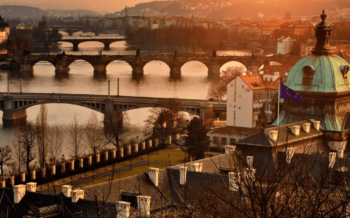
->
[[222, 138, 227, 145], [302, 65, 315, 86], [242, 85, 244, 88], [230, 138, 236, 145], [250, 82, 262, 87], [231, 84, 233, 87], [213, 137, 218, 144]]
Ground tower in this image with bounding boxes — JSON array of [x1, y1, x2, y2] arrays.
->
[[275, 11, 350, 131]]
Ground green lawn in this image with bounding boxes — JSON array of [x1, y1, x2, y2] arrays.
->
[[38, 148, 185, 191]]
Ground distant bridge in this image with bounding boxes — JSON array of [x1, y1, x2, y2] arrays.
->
[[56, 38, 126, 49], [0, 92, 226, 124], [2, 54, 301, 78]]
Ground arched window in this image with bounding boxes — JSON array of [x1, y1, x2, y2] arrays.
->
[[340, 65, 350, 79], [302, 65, 315, 86]]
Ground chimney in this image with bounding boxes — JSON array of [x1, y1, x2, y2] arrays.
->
[[148, 168, 159, 187], [62, 185, 72, 197], [228, 172, 240, 192], [21, 172, 25, 182], [303, 123, 310, 133], [72, 189, 85, 203], [329, 152, 337, 168], [180, 166, 187, 185], [269, 130, 278, 141], [31, 169, 36, 180], [246, 156, 254, 167], [291, 125, 300, 136], [1, 179, 5, 188], [26, 182, 37, 192], [191, 163, 203, 172], [313, 121, 320, 130], [286, 147, 295, 164], [338, 150, 344, 158], [117, 201, 131, 218], [225, 145, 236, 154], [242, 72, 246, 76], [113, 149, 117, 158], [13, 184, 26, 203], [244, 168, 256, 182], [274, 72, 279, 75], [61, 162, 66, 173], [137, 196, 151, 217]]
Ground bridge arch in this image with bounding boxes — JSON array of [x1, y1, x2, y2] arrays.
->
[[219, 61, 247, 75], [67, 59, 95, 75], [180, 60, 209, 75], [105, 60, 133, 75], [31, 60, 57, 74], [143, 60, 171, 75]]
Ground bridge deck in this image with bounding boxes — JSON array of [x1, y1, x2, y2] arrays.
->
[[0, 93, 226, 107]]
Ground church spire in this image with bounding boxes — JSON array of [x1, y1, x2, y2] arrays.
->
[[312, 10, 333, 55]]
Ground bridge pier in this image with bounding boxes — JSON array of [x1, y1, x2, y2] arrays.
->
[[95, 31, 100, 36], [73, 42, 79, 50], [93, 63, 107, 76], [20, 63, 33, 74], [68, 31, 73, 36], [208, 62, 221, 80], [104, 43, 110, 49], [104, 99, 124, 132], [2, 95, 27, 127]]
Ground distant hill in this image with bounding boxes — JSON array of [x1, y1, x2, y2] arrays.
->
[[45, 9, 100, 18], [207, 0, 350, 19], [0, 5, 47, 19]]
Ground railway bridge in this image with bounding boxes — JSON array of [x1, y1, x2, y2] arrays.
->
[[0, 92, 226, 125]]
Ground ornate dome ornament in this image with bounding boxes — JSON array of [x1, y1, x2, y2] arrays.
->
[[312, 10, 334, 55]]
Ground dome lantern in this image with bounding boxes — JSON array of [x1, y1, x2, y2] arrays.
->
[[312, 10, 333, 55]]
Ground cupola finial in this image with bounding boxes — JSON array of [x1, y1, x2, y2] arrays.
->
[[312, 10, 333, 55]]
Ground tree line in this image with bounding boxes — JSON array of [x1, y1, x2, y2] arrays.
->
[[125, 26, 230, 53]]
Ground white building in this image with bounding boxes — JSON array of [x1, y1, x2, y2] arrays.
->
[[226, 72, 279, 128], [277, 36, 295, 55]]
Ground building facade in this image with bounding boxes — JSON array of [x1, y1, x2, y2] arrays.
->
[[0, 16, 10, 44], [226, 72, 279, 128]]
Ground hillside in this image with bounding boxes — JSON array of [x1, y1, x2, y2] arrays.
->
[[207, 0, 350, 19], [0, 5, 47, 19]]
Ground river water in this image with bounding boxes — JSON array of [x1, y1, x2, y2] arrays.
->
[[0, 32, 257, 155]]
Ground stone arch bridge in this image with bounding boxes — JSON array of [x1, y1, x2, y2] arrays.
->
[[5, 54, 301, 78], [0, 92, 226, 125], [56, 38, 126, 49]]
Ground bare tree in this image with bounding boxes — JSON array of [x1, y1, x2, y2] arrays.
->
[[18, 123, 37, 172], [208, 67, 245, 100], [0, 146, 12, 176], [13, 130, 26, 174], [84, 113, 105, 155], [36, 102, 49, 167], [144, 98, 183, 144], [68, 115, 84, 160], [47, 125, 64, 164]]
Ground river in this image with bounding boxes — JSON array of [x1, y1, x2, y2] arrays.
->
[[0, 32, 259, 156]]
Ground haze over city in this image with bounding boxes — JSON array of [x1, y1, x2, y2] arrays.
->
[[2, 0, 350, 217]]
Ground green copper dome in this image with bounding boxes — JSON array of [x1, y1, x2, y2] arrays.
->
[[286, 54, 350, 93], [285, 10, 350, 93]]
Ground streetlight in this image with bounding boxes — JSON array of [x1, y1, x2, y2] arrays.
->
[[62, 154, 65, 182]]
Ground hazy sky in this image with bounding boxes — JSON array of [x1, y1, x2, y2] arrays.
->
[[0, 0, 149, 13]]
